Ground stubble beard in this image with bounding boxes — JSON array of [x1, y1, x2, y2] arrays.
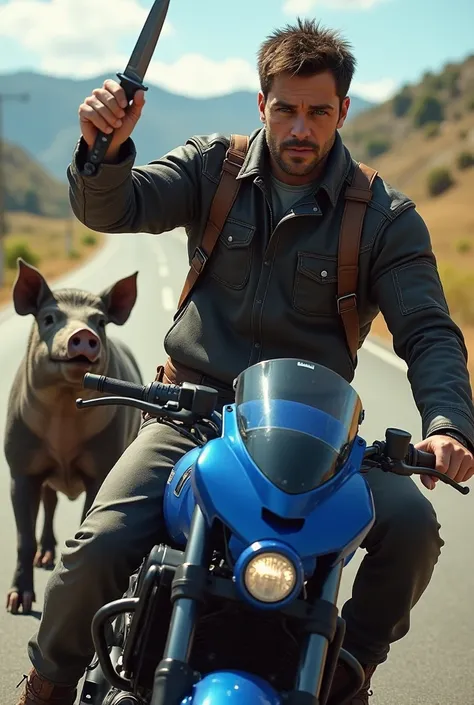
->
[[265, 126, 336, 178]]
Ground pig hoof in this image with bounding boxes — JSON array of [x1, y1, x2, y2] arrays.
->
[[6, 589, 35, 615], [34, 549, 55, 570]]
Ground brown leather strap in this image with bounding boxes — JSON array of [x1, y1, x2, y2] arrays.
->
[[176, 134, 250, 312], [163, 357, 203, 385], [154, 357, 233, 392], [337, 162, 378, 361], [147, 356, 233, 421]]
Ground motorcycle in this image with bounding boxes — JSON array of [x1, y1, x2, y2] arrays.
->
[[76, 357, 469, 705]]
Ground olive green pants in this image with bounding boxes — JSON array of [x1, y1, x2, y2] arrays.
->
[[27, 417, 444, 685]]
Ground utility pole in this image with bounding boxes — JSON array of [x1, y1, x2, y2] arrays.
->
[[65, 204, 74, 256], [0, 92, 30, 287]]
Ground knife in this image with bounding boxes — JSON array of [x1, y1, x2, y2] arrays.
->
[[83, 0, 170, 176]]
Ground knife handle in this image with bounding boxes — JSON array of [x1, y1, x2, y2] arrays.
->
[[83, 72, 148, 176]]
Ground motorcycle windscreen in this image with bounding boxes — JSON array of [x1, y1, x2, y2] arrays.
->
[[234, 359, 363, 495]]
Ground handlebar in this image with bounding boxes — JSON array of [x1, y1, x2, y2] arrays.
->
[[363, 428, 470, 495], [75, 377, 470, 496], [75, 372, 220, 424]]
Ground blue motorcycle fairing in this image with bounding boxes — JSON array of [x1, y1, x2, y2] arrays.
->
[[198, 406, 365, 518], [189, 407, 374, 563], [180, 670, 281, 705], [164, 445, 203, 545]]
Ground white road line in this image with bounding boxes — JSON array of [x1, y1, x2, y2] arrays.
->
[[155, 242, 167, 264], [161, 286, 175, 311], [362, 339, 408, 372]]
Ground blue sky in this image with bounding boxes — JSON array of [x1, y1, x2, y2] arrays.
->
[[0, 0, 473, 102]]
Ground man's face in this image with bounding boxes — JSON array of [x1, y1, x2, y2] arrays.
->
[[258, 70, 350, 184]]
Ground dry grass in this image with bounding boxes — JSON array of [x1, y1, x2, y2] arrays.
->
[[347, 93, 474, 380], [368, 169, 474, 380], [362, 116, 474, 205], [0, 212, 104, 307], [369, 313, 474, 382]]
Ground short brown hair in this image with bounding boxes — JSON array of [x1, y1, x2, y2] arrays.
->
[[257, 18, 356, 100]]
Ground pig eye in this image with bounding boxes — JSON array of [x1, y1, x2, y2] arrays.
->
[[43, 314, 54, 326], [98, 318, 106, 328]]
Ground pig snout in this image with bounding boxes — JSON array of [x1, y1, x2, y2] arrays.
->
[[67, 328, 101, 362]]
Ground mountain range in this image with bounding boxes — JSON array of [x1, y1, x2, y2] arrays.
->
[[0, 70, 374, 185]]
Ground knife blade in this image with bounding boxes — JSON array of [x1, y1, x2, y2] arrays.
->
[[83, 0, 170, 176]]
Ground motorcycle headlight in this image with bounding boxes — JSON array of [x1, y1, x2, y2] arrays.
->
[[243, 552, 297, 603]]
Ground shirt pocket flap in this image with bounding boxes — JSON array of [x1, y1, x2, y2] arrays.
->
[[220, 218, 256, 249], [297, 252, 338, 284]]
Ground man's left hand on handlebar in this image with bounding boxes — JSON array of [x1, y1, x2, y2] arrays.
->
[[415, 434, 474, 490]]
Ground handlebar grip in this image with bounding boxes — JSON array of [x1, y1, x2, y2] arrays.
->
[[149, 381, 182, 406], [410, 447, 436, 469], [83, 373, 147, 400]]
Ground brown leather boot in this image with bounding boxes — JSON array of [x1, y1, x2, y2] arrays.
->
[[15, 668, 77, 705], [328, 662, 377, 704]]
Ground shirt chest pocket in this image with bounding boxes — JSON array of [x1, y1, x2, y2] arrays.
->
[[209, 218, 255, 290], [292, 252, 339, 317]]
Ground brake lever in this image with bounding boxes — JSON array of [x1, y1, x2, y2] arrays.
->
[[364, 438, 470, 495], [75, 395, 196, 424], [389, 460, 470, 495]]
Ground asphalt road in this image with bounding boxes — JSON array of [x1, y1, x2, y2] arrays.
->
[[0, 230, 472, 705]]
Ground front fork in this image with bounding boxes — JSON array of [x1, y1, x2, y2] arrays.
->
[[150, 506, 210, 705], [150, 506, 364, 705], [297, 559, 365, 705]]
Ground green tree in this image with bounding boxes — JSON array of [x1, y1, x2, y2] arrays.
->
[[365, 138, 392, 158], [5, 242, 40, 270], [392, 88, 413, 117], [427, 167, 454, 197], [456, 151, 474, 170], [412, 94, 444, 128], [441, 66, 461, 97], [23, 189, 42, 215]]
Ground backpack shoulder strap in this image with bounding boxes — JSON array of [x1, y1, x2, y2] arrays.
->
[[176, 134, 250, 312], [337, 162, 378, 361]]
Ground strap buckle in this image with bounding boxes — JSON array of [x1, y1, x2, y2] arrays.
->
[[223, 149, 245, 176], [191, 247, 208, 275], [337, 293, 357, 313]]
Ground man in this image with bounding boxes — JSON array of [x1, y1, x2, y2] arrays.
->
[[15, 18, 474, 705]]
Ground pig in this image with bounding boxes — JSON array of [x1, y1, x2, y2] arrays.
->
[[4, 258, 143, 615]]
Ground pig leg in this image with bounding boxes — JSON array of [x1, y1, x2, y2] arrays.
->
[[34, 484, 57, 570], [7, 474, 43, 615]]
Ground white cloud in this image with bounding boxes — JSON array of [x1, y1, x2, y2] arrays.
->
[[0, 0, 174, 73], [0, 0, 395, 101], [146, 55, 260, 98], [0, 0, 260, 98], [58, 52, 260, 99], [350, 77, 398, 102], [283, 0, 387, 13]]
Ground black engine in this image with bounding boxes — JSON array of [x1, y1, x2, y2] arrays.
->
[[116, 544, 304, 697]]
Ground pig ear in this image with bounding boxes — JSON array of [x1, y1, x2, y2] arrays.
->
[[100, 271, 138, 326], [12, 258, 54, 316]]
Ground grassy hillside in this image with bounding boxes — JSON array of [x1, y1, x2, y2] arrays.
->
[[0, 212, 104, 307], [339, 53, 474, 376], [341, 55, 474, 173], [3, 139, 69, 218], [0, 141, 102, 307]]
